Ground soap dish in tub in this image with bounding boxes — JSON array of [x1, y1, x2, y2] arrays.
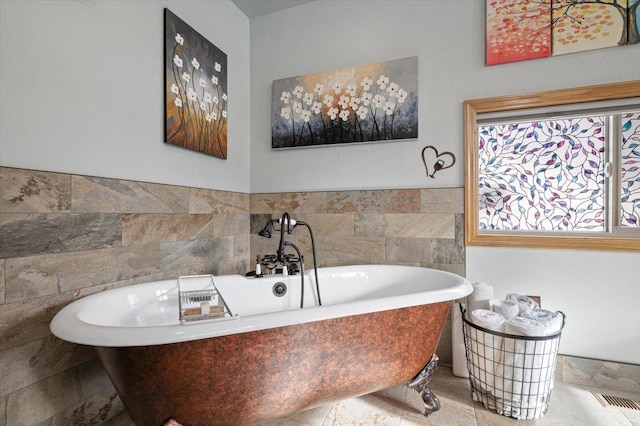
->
[[178, 275, 234, 324]]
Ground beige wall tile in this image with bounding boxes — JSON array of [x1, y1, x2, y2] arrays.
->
[[385, 237, 431, 263], [294, 214, 354, 237], [421, 188, 464, 213], [327, 189, 421, 213], [213, 213, 250, 237], [250, 192, 327, 214], [432, 238, 465, 265], [0, 168, 71, 213], [122, 213, 215, 245], [72, 176, 189, 213], [314, 236, 385, 266], [215, 256, 251, 276], [138, 182, 189, 213], [189, 188, 250, 214], [1, 213, 122, 259], [233, 234, 250, 258], [0, 335, 95, 397], [384, 214, 455, 238], [5, 245, 161, 303], [6, 358, 110, 425], [160, 237, 234, 275], [354, 213, 386, 237], [0, 292, 72, 352]]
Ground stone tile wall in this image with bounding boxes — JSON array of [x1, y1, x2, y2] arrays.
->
[[0, 167, 250, 425], [250, 188, 465, 274], [1, 166, 634, 424]]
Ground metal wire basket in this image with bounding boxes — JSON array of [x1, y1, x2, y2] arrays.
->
[[461, 305, 566, 420]]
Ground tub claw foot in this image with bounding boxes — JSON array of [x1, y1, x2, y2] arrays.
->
[[408, 353, 441, 417]]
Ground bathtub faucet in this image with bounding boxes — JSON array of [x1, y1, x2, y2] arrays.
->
[[256, 213, 299, 274], [256, 213, 322, 306]]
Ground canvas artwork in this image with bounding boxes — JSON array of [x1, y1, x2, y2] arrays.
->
[[164, 9, 228, 159], [486, 0, 552, 65], [271, 56, 418, 149], [486, 0, 639, 66]]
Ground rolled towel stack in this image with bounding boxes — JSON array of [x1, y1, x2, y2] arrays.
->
[[491, 299, 519, 320], [506, 293, 539, 315], [467, 282, 494, 313], [464, 286, 564, 419], [521, 309, 563, 335]]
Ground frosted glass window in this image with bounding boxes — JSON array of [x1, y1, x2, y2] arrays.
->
[[465, 81, 640, 252], [621, 112, 640, 228], [478, 116, 606, 232]]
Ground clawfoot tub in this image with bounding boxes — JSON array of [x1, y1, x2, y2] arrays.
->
[[51, 265, 471, 425]]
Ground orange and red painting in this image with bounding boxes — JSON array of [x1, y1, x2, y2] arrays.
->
[[486, 0, 552, 65], [486, 0, 638, 66]]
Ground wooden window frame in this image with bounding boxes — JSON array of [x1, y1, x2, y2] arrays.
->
[[464, 80, 640, 252]]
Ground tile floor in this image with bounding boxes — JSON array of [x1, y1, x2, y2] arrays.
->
[[105, 366, 640, 426]]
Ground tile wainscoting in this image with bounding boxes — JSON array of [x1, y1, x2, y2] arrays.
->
[[2, 166, 634, 425]]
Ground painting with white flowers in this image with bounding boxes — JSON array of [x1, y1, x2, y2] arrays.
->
[[272, 56, 418, 149], [165, 9, 228, 159]]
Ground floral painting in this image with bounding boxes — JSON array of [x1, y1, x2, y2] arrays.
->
[[486, 0, 639, 66], [164, 9, 228, 159], [271, 56, 418, 149]]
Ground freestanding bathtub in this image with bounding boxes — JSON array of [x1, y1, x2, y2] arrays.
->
[[51, 265, 471, 425]]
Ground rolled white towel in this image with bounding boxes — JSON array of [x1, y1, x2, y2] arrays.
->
[[505, 316, 546, 337], [495, 317, 555, 419], [522, 309, 563, 335], [471, 309, 505, 332], [506, 293, 539, 315], [468, 309, 505, 396], [467, 282, 494, 313], [491, 299, 519, 320]]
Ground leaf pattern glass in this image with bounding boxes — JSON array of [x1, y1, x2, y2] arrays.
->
[[621, 111, 640, 228], [478, 116, 606, 231]]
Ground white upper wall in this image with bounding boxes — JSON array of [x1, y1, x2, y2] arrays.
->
[[0, 0, 251, 193], [249, 0, 639, 193]]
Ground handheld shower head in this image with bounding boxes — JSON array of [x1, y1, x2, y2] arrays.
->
[[258, 220, 273, 238]]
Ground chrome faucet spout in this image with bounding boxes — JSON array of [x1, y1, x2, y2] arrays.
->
[[277, 212, 291, 264]]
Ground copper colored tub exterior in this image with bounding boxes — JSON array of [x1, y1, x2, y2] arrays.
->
[[95, 302, 450, 426]]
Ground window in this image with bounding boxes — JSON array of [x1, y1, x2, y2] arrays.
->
[[464, 81, 640, 252]]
